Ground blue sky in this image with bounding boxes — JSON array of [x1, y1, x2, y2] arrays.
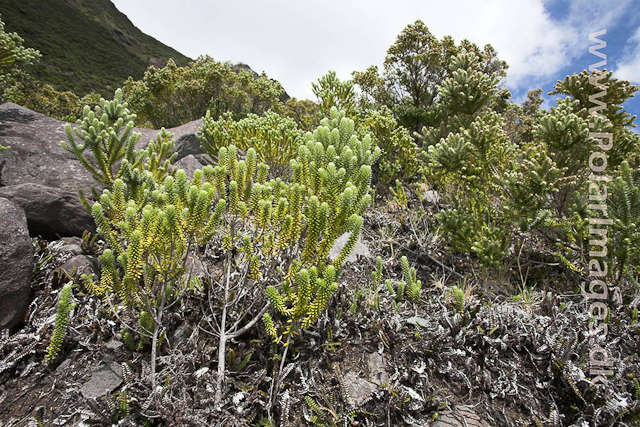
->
[[112, 0, 640, 127], [541, 0, 640, 125]]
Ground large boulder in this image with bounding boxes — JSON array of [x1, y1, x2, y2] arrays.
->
[[0, 103, 205, 238], [172, 154, 205, 178], [0, 103, 100, 194], [0, 183, 95, 239], [0, 103, 205, 191], [0, 198, 33, 330], [170, 118, 205, 161]]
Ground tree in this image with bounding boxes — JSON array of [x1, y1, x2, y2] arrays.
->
[[353, 20, 507, 133], [312, 71, 357, 119], [550, 69, 639, 168], [0, 14, 41, 102], [122, 56, 286, 128], [283, 97, 320, 131]]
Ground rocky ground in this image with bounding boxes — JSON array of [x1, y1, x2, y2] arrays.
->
[[1, 104, 640, 426]]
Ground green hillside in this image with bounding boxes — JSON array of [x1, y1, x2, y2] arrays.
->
[[0, 0, 191, 97]]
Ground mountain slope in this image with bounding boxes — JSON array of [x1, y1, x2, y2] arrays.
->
[[0, 0, 191, 97]]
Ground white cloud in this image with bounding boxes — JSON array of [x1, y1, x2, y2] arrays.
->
[[615, 27, 640, 84], [111, 0, 634, 100]]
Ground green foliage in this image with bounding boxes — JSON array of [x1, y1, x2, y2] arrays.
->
[[421, 49, 566, 270], [359, 106, 421, 183], [384, 256, 421, 303], [123, 56, 285, 128], [353, 20, 507, 132], [451, 285, 465, 313], [0, 14, 40, 102], [283, 97, 320, 131], [610, 161, 640, 284], [198, 110, 304, 172], [262, 107, 380, 344], [401, 256, 421, 303], [4, 75, 100, 121], [368, 256, 384, 311], [68, 99, 379, 391], [45, 284, 76, 361], [61, 89, 141, 189], [312, 71, 358, 119]]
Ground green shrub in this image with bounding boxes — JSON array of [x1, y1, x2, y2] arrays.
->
[[283, 97, 321, 131], [68, 92, 379, 402], [608, 161, 640, 286], [423, 50, 563, 270], [312, 71, 358, 119], [4, 74, 101, 121], [0, 14, 41, 102], [358, 106, 421, 183], [45, 284, 76, 361], [198, 110, 304, 173], [122, 56, 285, 128]]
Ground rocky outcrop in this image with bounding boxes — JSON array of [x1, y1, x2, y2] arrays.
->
[[0, 103, 205, 193], [0, 183, 95, 239], [169, 118, 205, 161], [0, 103, 205, 237], [172, 154, 205, 178], [0, 198, 33, 330], [0, 103, 100, 194]]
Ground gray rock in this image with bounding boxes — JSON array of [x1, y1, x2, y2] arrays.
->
[[56, 255, 100, 281], [0, 102, 204, 195], [172, 154, 204, 178], [106, 340, 123, 350], [343, 371, 377, 407], [80, 362, 123, 399], [0, 103, 101, 194], [171, 119, 204, 161], [367, 352, 389, 386], [0, 198, 33, 329], [329, 232, 371, 264], [406, 316, 429, 329], [49, 236, 83, 256], [433, 405, 490, 427], [0, 183, 95, 239]]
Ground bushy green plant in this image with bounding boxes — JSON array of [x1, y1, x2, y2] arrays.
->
[[0, 14, 41, 102], [359, 106, 421, 183], [69, 95, 379, 405], [198, 110, 304, 172], [284, 97, 321, 131], [4, 75, 101, 121], [45, 284, 76, 361], [122, 56, 285, 128], [609, 161, 640, 286], [550, 70, 639, 168], [383, 256, 421, 303], [61, 89, 141, 198], [353, 21, 507, 132], [312, 71, 358, 119], [423, 50, 563, 270]]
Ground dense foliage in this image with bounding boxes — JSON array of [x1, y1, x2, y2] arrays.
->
[[122, 57, 286, 128], [0, 14, 40, 103], [198, 110, 304, 173]]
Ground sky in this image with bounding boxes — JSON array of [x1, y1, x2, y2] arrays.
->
[[111, 0, 640, 122]]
